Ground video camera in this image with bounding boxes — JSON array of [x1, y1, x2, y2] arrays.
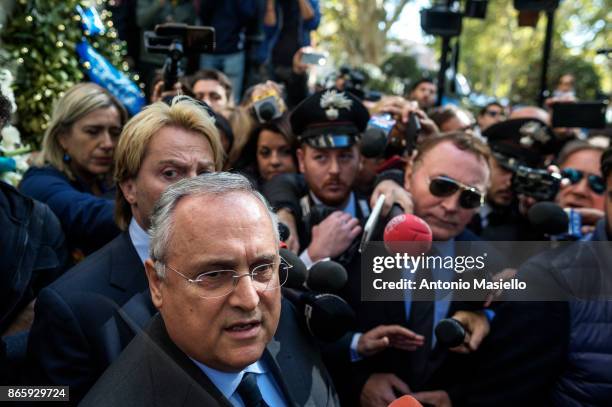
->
[[144, 23, 215, 91], [513, 165, 562, 201]]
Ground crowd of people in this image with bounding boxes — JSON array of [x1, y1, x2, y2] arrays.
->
[[0, 3, 611, 407]]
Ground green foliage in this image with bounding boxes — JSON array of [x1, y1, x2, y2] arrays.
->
[[459, 0, 608, 104], [0, 0, 130, 147]]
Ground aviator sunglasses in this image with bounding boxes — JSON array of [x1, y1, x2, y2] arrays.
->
[[560, 168, 605, 195], [429, 176, 485, 209]]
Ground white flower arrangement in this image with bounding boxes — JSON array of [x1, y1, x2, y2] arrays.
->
[[1, 68, 31, 186]]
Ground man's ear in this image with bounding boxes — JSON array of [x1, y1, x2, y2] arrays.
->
[[145, 259, 164, 309], [119, 179, 137, 205], [296, 148, 306, 174]]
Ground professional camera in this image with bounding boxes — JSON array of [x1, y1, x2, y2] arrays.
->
[[144, 23, 215, 91], [361, 112, 421, 159], [512, 165, 562, 201]]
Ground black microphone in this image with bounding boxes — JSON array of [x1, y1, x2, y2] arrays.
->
[[282, 288, 356, 342], [279, 248, 307, 289], [528, 201, 569, 235], [306, 261, 348, 293], [360, 127, 388, 158], [434, 318, 466, 348]]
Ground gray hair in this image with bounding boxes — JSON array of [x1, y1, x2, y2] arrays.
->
[[149, 172, 279, 279]]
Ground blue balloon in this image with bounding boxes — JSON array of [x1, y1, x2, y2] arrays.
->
[[76, 40, 145, 116]]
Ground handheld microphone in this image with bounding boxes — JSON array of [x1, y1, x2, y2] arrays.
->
[[388, 395, 424, 407], [278, 222, 290, 242], [434, 318, 466, 348], [281, 288, 356, 342], [528, 202, 568, 235], [528, 201, 582, 239], [306, 260, 348, 293], [279, 248, 307, 289], [360, 127, 388, 158], [383, 213, 433, 255]]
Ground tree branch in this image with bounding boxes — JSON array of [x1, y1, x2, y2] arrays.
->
[[383, 0, 411, 34]]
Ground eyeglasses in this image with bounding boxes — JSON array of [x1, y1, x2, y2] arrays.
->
[[159, 257, 291, 299], [560, 168, 605, 195], [429, 176, 485, 209]]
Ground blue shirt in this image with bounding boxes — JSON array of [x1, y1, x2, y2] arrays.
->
[[191, 359, 287, 406], [128, 218, 150, 264]]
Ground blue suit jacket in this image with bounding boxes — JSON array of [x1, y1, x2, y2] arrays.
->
[[26, 232, 147, 403]]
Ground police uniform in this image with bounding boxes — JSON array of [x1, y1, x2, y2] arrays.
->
[[471, 118, 558, 241], [289, 89, 371, 267]]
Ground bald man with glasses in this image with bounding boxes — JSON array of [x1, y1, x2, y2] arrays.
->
[[82, 173, 340, 407]]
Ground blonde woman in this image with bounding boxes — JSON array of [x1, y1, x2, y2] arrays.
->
[[20, 83, 128, 258]]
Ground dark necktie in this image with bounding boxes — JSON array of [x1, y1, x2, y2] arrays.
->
[[236, 372, 269, 407]]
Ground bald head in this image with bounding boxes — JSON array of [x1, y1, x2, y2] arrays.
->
[[510, 106, 550, 125]]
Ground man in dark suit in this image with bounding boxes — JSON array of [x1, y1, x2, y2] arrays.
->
[[26, 98, 224, 402], [81, 173, 340, 406], [357, 132, 496, 407]]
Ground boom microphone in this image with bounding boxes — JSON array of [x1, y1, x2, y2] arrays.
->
[[281, 288, 356, 342], [306, 261, 348, 293]]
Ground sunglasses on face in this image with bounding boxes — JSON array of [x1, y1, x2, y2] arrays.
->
[[485, 110, 505, 118], [560, 168, 605, 195], [429, 176, 485, 209]]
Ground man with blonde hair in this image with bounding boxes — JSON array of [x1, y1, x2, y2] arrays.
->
[[27, 97, 224, 402]]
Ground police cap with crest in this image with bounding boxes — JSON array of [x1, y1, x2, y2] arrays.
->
[[483, 118, 557, 169], [290, 89, 370, 149]]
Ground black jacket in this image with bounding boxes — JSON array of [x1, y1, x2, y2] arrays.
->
[[0, 181, 67, 332]]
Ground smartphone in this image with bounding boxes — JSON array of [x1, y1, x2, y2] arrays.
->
[[551, 101, 607, 129], [301, 51, 328, 66]]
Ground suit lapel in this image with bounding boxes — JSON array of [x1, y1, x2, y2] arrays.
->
[[263, 340, 299, 406], [148, 315, 233, 407], [109, 232, 147, 292]]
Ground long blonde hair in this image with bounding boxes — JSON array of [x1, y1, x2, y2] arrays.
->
[[39, 83, 128, 180]]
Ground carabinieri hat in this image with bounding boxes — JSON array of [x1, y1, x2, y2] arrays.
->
[[290, 89, 370, 149]]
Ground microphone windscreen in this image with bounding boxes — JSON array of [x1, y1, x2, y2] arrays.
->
[[307, 293, 356, 342], [258, 102, 276, 122], [278, 222, 290, 242], [435, 318, 466, 348], [383, 213, 433, 255], [307, 261, 348, 293], [527, 201, 568, 235], [280, 248, 307, 289], [361, 127, 388, 158], [388, 395, 423, 407]]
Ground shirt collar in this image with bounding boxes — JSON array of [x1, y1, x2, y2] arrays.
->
[[128, 218, 150, 264], [189, 359, 267, 400]]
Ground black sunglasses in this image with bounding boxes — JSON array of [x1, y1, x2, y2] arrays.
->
[[561, 168, 605, 195], [429, 176, 485, 209], [485, 110, 505, 118]]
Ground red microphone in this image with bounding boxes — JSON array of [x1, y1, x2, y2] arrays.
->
[[388, 395, 424, 407], [383, 213, 433, 256]]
